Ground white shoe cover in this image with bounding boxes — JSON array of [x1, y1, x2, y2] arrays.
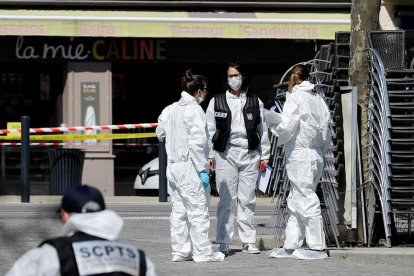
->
[[193, 252, 225, 263], [292, 249, 329, 260], [268, 248, 294, 258]]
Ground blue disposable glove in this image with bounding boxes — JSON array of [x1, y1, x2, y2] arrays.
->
[[199, 171, 210, 189]]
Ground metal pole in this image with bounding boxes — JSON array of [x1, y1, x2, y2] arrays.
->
[[21, 116, 30, 203], [158, 141, 167, 202], [349, 86, 358, 229], [1, 147, 5, 183]]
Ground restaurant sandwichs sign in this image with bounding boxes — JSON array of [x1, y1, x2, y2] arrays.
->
[[15, 36, 166, 61]]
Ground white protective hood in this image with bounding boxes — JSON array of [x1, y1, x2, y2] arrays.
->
[[63, 210, 124, 241]]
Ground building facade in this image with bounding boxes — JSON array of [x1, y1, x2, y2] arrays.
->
[[0, 0, 351, 195]]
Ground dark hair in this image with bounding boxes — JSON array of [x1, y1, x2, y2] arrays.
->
[[225, 61, 249, 92], [180, 69, 207, 96], [288, 64, 310, 92]]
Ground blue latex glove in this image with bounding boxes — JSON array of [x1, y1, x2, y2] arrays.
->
[[199, 171, 210, 189]]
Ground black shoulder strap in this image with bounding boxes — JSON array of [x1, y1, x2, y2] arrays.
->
[[138, 249, 147, 276], [245, 93, 259, 108], [40, 232, 101, 276], [214, 93, 227, 111]]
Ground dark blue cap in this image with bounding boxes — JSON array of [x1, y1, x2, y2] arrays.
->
[[61, 185, 105, 213]]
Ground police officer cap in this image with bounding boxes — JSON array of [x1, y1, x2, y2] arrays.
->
[[61, 185, 106, 213]]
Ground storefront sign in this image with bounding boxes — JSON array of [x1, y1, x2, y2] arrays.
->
[[14, 36, 166, 61], [0, 10, 350, 40], [169, 24, 320, 39]]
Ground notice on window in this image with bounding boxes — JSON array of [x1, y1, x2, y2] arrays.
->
[[81, 82, 100, 144]]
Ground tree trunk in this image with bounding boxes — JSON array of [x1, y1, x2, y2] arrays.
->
[[348, 0, 381, 245], [349, 0, 380, 173]]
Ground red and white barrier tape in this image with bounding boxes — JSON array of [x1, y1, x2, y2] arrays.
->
[[0, 142, 159, 147], [0, 123, 158, 134]]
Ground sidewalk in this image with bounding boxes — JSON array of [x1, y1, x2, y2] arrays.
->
[[1, 195, 414, 268], [328, 247, 414, 266], [0, 195, 275, 205]]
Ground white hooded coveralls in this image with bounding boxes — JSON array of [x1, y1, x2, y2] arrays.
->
[[206, 91, 271, 245], [156, 91, 219, 262], [6, 210, 156, 276], [271, 81, 331, 250]]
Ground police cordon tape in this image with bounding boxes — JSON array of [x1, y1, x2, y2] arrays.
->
[[0, 142, 158, 147], [0, 132, 157, 141], [0, 123, 158, 134]]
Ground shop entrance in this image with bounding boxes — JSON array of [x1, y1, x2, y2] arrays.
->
[[0, 61, 64, 194], [0, 36, 326, 195]]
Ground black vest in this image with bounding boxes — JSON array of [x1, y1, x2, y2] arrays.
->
[[40, 232, 147, 276], [212, 92, 261, 152]]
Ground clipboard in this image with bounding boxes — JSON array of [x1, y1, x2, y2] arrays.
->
[[256, 165, 273, 193]]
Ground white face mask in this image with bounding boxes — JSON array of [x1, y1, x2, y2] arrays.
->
[[196, 96, 204, 104], [228, 75, 242, 91], [196, 90, 205, 104]]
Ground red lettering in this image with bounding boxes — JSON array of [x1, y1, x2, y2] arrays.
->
[[121, 40, 132, 60], [140, 40, 153, 60]]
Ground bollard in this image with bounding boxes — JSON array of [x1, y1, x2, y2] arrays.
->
[[158, 141, 167, 202], [20, 116, 30, 203]]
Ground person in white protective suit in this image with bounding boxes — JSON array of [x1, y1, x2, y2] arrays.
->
[[6, 184, 157, 276], [206, 62, 271, 256], [267, 64, 331, 260], [156, 69, 224, 263]]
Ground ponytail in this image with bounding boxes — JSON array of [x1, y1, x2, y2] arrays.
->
[[288, 64, 310, 92], [288, 72, 301, 92], [180, 69, 207, 96]]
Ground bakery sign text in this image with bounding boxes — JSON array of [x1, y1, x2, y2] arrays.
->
[[15, 36, 166, 61]]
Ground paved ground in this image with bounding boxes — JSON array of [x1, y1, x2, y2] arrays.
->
[[1, 196, 414, 275]]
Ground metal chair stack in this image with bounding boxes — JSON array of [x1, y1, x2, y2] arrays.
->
[[365, 30, 414, 247], [269, 34, 348, 248]]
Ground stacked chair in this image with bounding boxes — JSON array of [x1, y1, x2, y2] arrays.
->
[[269, 32, 349, 248], [365, 30, 414, 247]]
